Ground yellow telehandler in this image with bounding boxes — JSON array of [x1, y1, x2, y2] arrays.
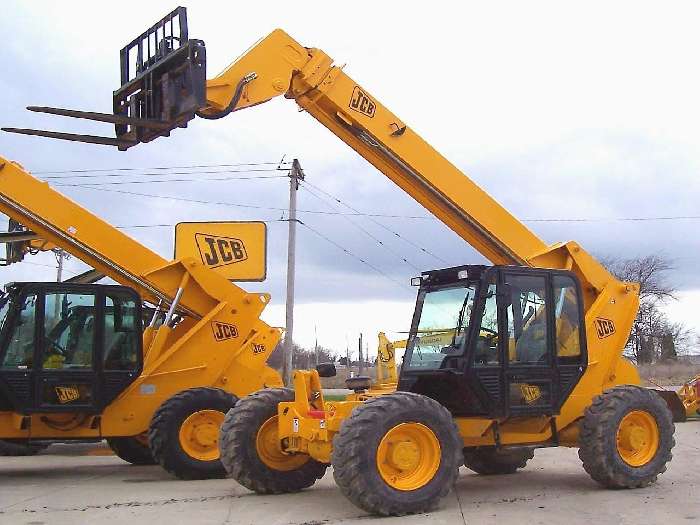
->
[[2, 6, 683, 515], [0, 157, 282, 478]]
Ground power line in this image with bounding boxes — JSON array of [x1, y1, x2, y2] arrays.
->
[[299, 182, 423, 272], [523, 216, 700, 223], [43, 167, 287, 180], [115, 220, 289, 229], [34, 160, 291, 175], [53, 174, 287, 187], [66, 186, 434, 218], [16, 260, 80, 276], [63, 181, 700, 223], [301, 179, 449, 265], [297, 219, 414, 296]]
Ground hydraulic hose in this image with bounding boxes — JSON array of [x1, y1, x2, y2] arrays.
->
[[195, 72, 257, 120]]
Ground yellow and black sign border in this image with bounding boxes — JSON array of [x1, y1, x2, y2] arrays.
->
[[174, 221, 268, 282]]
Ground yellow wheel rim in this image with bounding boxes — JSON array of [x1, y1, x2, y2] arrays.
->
[[376, 422, 441, 491], [255, 416, 309, 471], [616, 410, 660, 467], [178, 410, 225, 462]]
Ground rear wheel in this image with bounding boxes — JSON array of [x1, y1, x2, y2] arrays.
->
[[219, 388, 327, 493], [579, 385, 674, 488], [107, 434, 156, 465], [0, 439, 48, 456], [149, 387, 238, 480], [463, 446, 534, 475], [332, 392, 462, 516]]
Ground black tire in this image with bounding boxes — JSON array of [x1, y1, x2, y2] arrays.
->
[[463, 446, 534, 475], [332, 392, 462, 516], [219, 388, 327, 493], [0, 439, 47, 456], [149, 387, 238, 480], [579, 385, 675, 489], [107, 436, 156, 465]]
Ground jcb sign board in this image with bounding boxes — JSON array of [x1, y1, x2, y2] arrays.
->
[[175, 222, 267, 281]]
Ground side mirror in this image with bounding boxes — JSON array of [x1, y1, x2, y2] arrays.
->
[[316, 362, 337, 378]]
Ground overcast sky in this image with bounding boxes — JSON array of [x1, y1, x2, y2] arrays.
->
[[1, 1, 699, 355]]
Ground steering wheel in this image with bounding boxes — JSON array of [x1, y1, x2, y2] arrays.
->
[[44, 336, 66, 355]]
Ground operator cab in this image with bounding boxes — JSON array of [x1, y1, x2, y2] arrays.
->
[[398, 265, 587, 419], [0, 282, 143, 414]]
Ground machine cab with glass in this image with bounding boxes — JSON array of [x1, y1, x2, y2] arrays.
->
[[0, 282, 143, 414], [399, 265, 587, 419]]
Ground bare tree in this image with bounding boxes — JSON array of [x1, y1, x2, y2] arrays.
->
[[601, 254, 676, 302], [602, 254, 690, 363]]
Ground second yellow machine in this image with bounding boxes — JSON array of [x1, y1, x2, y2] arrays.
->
[[0, 158, 282, 478]]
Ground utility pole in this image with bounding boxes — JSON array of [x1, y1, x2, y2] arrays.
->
[[282, 159, 304, 387], [345, 335, 351, 377], [358, 332, 364, 376], [314, 325, 319, 366], [55, 249, 65, 282], [53, 249, 66, 321]]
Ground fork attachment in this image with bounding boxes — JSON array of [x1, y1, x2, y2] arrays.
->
[[2, 7, 207, 151]]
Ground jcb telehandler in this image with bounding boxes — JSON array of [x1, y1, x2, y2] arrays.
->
[[3, 6, 680, 515], [0, 158, 283, 478]]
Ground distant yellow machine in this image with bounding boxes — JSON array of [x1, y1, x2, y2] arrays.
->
[[373, 332, 402, 391], [677, 375, 699, 419], [2, 6, 680, 516], [0, 159, 281, 478]]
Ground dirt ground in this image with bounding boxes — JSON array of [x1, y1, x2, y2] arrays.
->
[[0, 423, 697, 525]]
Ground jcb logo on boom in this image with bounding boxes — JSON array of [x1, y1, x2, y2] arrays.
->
[[349, 86, 376, 118], [252, 343, 266, 355], [195, 233, 248, 269], [212, 321, 239, 342], [595, 318, 616, 339]]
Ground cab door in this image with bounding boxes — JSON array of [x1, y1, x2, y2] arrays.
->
[[499, 269, 587, 417], [36, 288, 100, 412], [36, 286, 143, 412], [99, 288, 143, 406], [501, 271, 557, 417]]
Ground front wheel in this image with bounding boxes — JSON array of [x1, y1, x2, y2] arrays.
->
[[219, 388, 327, 494], [149, 387, 238, 480], [332, 392, 463, 516], [578, 385, 675, 489]]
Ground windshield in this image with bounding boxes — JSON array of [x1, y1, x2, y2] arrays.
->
[[404, 284, 477, 369]]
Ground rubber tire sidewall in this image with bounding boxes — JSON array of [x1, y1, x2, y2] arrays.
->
[[107, 436, 156, 465], [463, 447, 534, 475], [149, 387, 237, 480], [332, 392, 462, 515], [579, 386, 674, 488], [219, 387, 328, 494], [0, 439, 45, 456]]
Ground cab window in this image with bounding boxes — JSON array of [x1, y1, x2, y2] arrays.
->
[[553, 275, 582, 362], [42, 292, 96, 369], [1, 294, 37, 369], [103, 293, 139, 371], [505, 274, 549, 365]]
